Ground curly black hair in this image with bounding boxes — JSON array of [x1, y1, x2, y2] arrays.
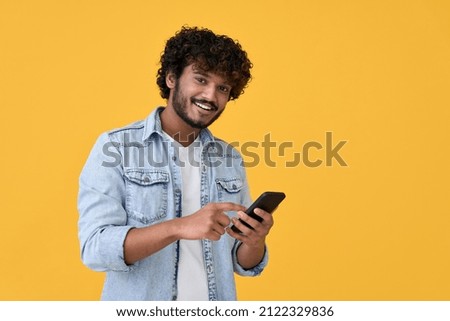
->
[[157, 26, 252, 101]]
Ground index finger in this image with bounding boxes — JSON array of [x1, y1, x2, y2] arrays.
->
[[215, 202, 246, 212], [253, 208, 272, 220], [254, 208, 274, 227]]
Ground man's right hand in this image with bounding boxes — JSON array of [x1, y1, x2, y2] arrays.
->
[[177, 202, 245, 241], [124, 202, 245, 265]]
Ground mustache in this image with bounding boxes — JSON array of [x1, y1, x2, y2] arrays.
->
[[191, 98, 218, 111]]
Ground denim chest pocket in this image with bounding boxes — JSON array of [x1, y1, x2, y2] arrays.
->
[[216, 178, 243, 203], [124, 169, 169, 226]]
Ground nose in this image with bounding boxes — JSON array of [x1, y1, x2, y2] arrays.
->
[[201, 83, 217, 101]]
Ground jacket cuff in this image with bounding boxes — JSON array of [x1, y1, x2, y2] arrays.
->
[[232, 241, 268, 276]]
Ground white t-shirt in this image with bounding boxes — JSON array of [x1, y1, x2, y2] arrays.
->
[[164, 133, 208, 300]]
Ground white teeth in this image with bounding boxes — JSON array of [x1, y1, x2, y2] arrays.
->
[[194, 102, 212, 110]]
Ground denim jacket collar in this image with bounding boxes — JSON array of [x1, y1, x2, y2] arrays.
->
[[142, 106, 215, 145]]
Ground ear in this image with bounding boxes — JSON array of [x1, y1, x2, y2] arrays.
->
[[165, 72, 177, 89]]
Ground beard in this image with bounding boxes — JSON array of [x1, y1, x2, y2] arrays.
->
[[172, 82, 224, 129]]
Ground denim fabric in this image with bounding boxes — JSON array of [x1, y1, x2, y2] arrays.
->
[[77, 107, 268, 300]]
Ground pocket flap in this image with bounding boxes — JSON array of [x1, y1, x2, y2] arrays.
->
[[124, 169, 169, 186], [216, 178, 243, 192]]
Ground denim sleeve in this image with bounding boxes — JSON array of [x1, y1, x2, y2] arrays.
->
[[78, 133, 136, 272], [232, 241, 269, 276]]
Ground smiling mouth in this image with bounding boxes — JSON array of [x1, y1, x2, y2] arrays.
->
[[193, 100, 217, 111]]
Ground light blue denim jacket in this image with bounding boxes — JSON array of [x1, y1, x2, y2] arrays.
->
[[78, 107, 268, 300]]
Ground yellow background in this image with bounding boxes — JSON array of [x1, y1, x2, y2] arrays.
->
[[1, 0, 449, 300]]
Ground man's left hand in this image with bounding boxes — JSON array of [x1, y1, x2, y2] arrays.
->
[[227, 208, 273, 245]]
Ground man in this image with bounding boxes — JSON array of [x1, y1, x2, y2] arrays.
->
[[78, 26, 274, 301]]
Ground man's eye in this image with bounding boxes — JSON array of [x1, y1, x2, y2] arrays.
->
[[219, 86, 230, 93], [196, 77, 206, 84]]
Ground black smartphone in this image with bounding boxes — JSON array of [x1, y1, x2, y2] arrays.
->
[[231, 191, 286, 233]]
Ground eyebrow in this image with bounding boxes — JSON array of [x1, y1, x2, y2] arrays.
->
[[193, 69, 209, 77]]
